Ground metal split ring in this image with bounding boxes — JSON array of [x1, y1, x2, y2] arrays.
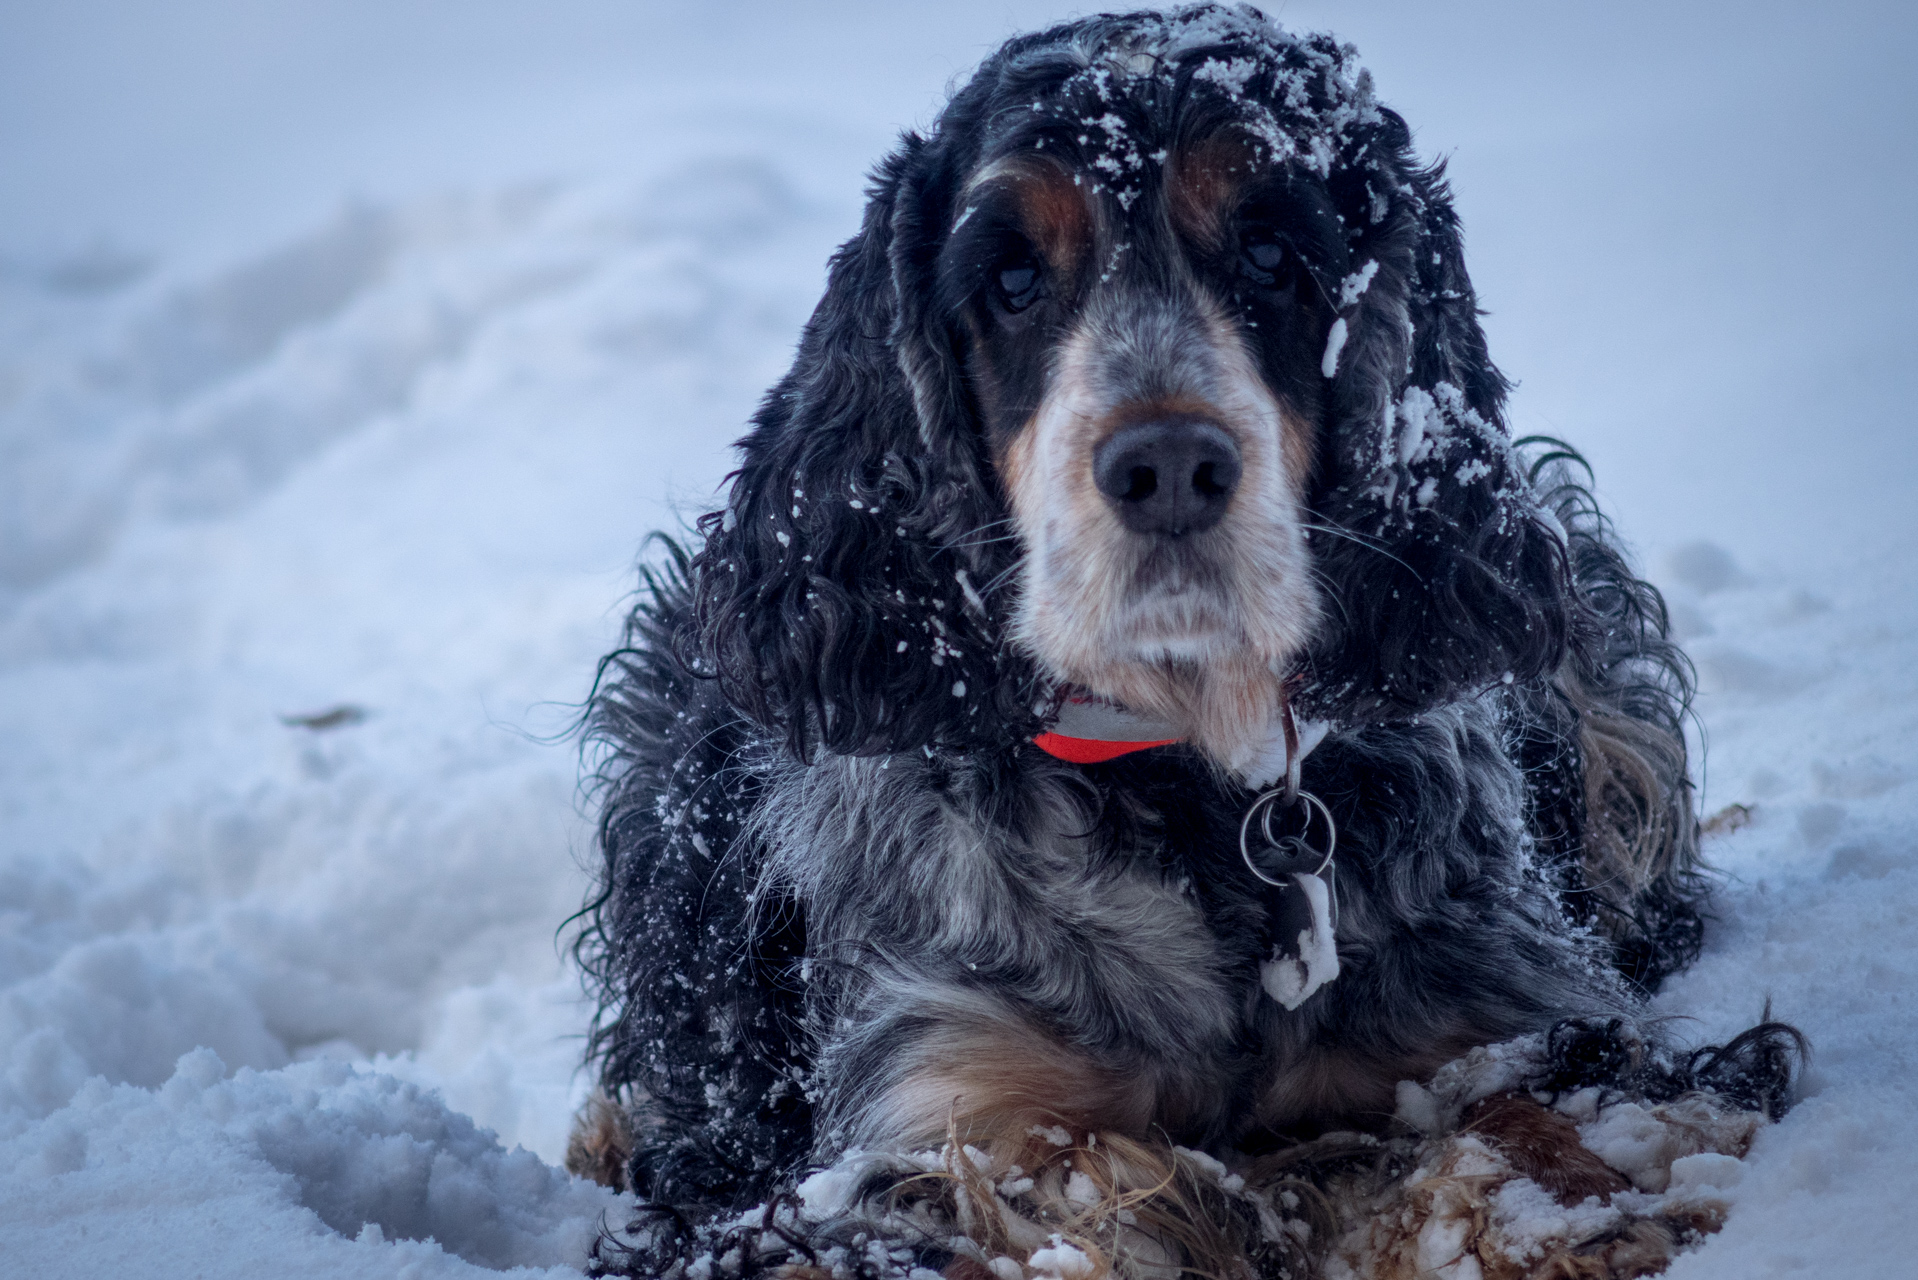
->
[[1239, 787, 1338, 888]]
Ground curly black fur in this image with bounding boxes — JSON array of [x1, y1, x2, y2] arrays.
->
[[1535, 1015, 1809, 1120], [571, 4, 1802, 1265], [574, 543, 812, 1207]]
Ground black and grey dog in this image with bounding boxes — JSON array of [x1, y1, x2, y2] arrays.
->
[[570, 6, 1797, 1271]]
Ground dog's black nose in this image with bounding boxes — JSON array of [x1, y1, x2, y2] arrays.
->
[[1092, 418, 1242, 536]]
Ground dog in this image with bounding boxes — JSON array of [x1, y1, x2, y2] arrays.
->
[[569, 8, 1800, 1277]]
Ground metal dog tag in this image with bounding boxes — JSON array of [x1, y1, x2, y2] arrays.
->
[[1261, 867, 1340, 1010], [1241, 786, 1342, 1010]]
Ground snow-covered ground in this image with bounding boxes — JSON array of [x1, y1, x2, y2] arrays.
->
[[2, 3, 1913, 1276]]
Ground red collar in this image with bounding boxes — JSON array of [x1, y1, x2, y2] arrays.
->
[[1032, 695, 1179, 764]]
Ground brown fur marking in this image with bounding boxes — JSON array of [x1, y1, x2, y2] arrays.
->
[[1167, 135, 1256, 251], [969, 155, 1094, 285], [881, 1017, 1160, 1148], [565, 1091, 634, 1192], [1464, 1095, 1631, 1206]]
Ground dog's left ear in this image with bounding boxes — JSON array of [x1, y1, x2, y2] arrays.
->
[[1301, 131, 1571, 725], [685, 137, 1040, 762]]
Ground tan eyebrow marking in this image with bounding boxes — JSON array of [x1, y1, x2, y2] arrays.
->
[[1167, 133, 1257, 252], [962, 154, 1093, 283]]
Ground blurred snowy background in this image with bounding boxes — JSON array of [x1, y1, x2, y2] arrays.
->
[[1, 2, 1914, 1276]]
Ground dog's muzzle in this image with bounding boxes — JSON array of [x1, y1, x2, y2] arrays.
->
[[1092, 416, 1241, 537]]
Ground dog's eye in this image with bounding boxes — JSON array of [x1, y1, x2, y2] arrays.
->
[[1238, 228, 1289, 287], [993, 257, 1043, 313]]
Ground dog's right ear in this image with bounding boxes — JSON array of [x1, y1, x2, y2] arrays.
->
[[684, 139, 1039, 762], [1299, 143, 1573, 727]]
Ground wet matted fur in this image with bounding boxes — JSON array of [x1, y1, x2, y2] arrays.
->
[[569, 7, 1801, 1277]]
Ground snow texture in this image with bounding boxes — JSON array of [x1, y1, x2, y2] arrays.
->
[[3, 2, 1916, 1277], [1, 1048, 623, 1277]]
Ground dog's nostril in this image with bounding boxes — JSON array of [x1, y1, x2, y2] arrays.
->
[[1093, 418, 1241, 536]]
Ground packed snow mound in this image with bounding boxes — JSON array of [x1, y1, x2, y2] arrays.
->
[[0, 150, 846, 1277], [0, 1048, 627, 1277], [0, 156, 839, 1171]]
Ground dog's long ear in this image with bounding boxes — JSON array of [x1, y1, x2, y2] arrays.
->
[[1301, 132, 1570, 725], [685, 138, 1040, 762]]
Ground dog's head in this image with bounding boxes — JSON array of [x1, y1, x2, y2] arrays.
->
[[690, 6, 1570, 770]]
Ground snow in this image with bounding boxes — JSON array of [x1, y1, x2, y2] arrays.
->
[[795, 1160, 866, 1218], [3, 2, 1916, 1277], [1027, 1238, 1096, 1280], [1489, 1176, 1623, 1264], [1320, 316, 1349, 378], [1581, 1099, 1730, 1194], [0, 1048, 623, 1277], [1337, 261, 1380, 310]]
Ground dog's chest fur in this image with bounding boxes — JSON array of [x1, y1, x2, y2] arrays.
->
[[761, 747, 1259, 1051], [747, 700, 1610, 1158], [758, 748, 1263, 1143]]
